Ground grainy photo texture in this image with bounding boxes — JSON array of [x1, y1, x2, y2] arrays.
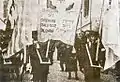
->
[[0, 0, 120, 82]]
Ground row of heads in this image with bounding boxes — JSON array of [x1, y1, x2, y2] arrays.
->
[[77, 30, 99, 38]]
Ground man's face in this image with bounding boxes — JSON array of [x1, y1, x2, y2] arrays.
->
[[90, 36, 97, 43], [86, 32, 89, 35]]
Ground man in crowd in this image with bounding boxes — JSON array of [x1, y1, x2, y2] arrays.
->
[[74, 31, 87, 73], [115, 61, 120, 82], [0, 47, 3, 82], [28, 38, 55, 82], [65, 45, 79, 80], [75, 30, 105, 82], [57, 41, 67, 71]]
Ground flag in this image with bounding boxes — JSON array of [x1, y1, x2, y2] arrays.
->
[[102, 0, 120, 70], [7, 0, 33, 58], [0, 0, 6, 30], [0, 0, 4, 19], [84, 0, 89, 17], [7, 24, 23, 57]]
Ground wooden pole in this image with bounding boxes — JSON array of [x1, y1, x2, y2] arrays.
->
[[23, 45, 26, 64], [89, 0, 92, 30], [73, 0, 83, 46], [46, 40, 50, 58], [95, 0, 105, 61], [75, 0, 83, 32], [80, 0, 83, 32]]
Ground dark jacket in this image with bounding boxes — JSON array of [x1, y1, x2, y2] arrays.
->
[[0, 50, 3, 70], [28, 44, 49, 81], [65, 46, 77, 72], [57, 42, 67, 62]]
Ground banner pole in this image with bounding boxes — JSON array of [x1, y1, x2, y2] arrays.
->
[[90, 0, 92, 30], [73, 0, 83, 46], [80, 0, 83, 31], [46, 40, 50, 58], [95, 0, 105, 61], [75, 0, 83, 32], [23, 45, 26, 64]]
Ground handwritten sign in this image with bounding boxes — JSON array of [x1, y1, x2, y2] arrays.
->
[[38, 0, 81, 45]]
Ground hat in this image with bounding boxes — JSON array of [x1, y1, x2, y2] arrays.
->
[[85, 30, 99, 37]]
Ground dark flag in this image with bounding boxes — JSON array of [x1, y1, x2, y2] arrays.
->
[[84, 0, 89, 17], [109, 0, 112, 5], [66, 3, 74, 11], [47, 0, 56, 9]]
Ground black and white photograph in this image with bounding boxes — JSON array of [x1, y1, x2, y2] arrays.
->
[[0, 0, 120, 82]]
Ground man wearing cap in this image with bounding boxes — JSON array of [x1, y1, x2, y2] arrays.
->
[[57, 41, 67, 71], [83, 31, 105, 82], [74, 31, 87, 73], [75, 30, 105, 82], [65, 45, 79, 80]]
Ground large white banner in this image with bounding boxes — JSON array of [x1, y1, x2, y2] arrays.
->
[[102, 0, 120, 70], [0, 0, 6, 30], [38, 0, 81, 45], [7, 0, 33, 58], [80, 0, 103, 31]]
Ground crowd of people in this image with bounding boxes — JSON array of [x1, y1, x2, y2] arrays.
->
[[0, 29, 120, 82], [0, 0, 120, 82], [26, 30, 106, 82], [56, 30, 106, 82]]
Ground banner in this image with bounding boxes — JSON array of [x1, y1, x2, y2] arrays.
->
[[102, 0, 120, 70], [38, 0, 81, 45], [7, 0, 33, 57], [0, 0, 4, 20], [0, 0, 6, 30], [81, 0, 103, 31]]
